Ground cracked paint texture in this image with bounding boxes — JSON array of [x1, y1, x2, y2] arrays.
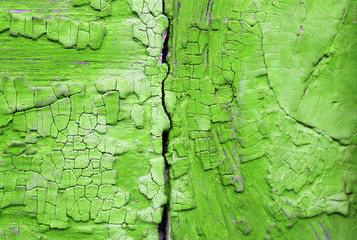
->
[[164, 0, 356, 239], [0, 0, 356, 239], [0, 0, 169, 239]]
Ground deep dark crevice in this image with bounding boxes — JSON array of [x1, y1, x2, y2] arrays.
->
[[159, 0, 172, 239], [158, 204, 169, 240], [160, 0, 170, 64], [161, 27, 170, 64]]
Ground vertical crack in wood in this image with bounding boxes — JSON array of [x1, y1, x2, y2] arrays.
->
[[159, 1, 172, 239]]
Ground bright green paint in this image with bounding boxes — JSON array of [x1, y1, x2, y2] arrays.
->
[[0, 0, 356, 239]]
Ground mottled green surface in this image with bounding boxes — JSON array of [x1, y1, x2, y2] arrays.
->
[[164, 0, 356, 239], [0, 0, 356, 239], [0, 0, 169, 239]]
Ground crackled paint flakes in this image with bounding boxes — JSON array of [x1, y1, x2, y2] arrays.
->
[[0, 0, 356, 239]]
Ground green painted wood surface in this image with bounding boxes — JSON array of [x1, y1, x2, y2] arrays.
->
[[0, 0, 356, 239], [164, 0, 357, 239]]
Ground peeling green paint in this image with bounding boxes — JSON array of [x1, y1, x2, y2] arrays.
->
[[0, 0, 356, 239], [164, 0, 356, 239]]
